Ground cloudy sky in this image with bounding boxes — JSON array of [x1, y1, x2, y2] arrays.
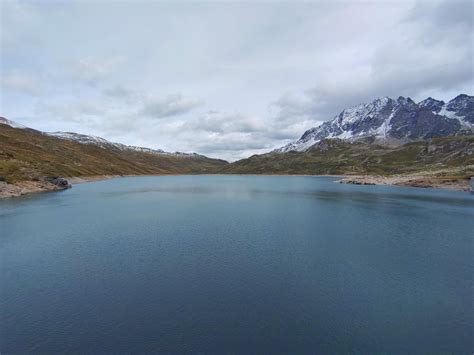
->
[[1, 0, 472, 161]]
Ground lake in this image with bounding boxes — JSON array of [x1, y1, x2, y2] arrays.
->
[[1, 175, 473, 353]]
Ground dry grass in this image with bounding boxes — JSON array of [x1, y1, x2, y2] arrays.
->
[[0, 125, 228, 183], [221, 136, 474, 178]]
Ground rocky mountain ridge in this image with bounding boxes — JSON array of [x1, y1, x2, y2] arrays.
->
[[277, 94, 473, 152]]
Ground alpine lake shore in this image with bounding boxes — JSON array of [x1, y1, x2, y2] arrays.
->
[[1, 172, 472, 199], [1, 93, 473, 199]]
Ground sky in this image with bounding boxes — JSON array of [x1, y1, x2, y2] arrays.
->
[[1, 0, 472, 161]]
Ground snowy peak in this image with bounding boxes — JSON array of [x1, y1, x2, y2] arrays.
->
[[423, 94, 474, 126], [418, 97, 444, 113], [396, 96, 416, 107], [449, 94, 471, 106], [336, 96, 391, 126], [445, 94, 474, 124], [277, 94, 473, 152]]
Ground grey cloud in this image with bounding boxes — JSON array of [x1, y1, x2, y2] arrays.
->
[[140, 94, 204, 119], [72, 57, 126, 87], [175, 130, 278, 161], [103, 86, 133, 99], [36, 100, 107, 122], [269, 93, 318, 122], [407, 0, 473, 29], [2, 71, 39, 95], [2, 0, 472, 161], [432, 0, 472, 28], [271, 0, 473, 125], [176, 111, 309, 160], [185, 111, 265, 134], [195, 138, 272, 152], [403, 0, 473, 47]]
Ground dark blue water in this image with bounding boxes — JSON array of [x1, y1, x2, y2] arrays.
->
[[1, 176, 473, 353]]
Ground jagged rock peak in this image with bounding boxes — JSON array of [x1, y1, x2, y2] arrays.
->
[[418, 97, 445, 113]]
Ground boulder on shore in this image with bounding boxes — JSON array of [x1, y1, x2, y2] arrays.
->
[[44, 177, 72, 189]]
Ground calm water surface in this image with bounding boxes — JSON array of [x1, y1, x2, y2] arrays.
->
[[1, 176, 473, 353]]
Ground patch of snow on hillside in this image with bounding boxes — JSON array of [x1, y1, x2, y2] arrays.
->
[[438, 104, 472, 128], [0, 117, 27, 129]]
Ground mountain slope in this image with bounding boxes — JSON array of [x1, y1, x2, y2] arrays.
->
[[45, 131, 200, 156], [1, 116, 210, 157], [223, 136, 474, 178], [0, 120, 227, 184], [277, 94, 473, 152]]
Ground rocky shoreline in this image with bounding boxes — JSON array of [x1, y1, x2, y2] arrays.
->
[[0, 178, 71, 199], [338, 175, 472, 191], [0, 175, 136, 199]]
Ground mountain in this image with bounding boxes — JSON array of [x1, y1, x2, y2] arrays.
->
[[45, 131, 204, 157], [223, 136, 474, 180], [277, 94, 473, 152], [0, 118, 227, 184], [0, 117, 203, 157], [50, 131, 217, 159], [2, 93, 473, 194], [223, 94, 474, 184]]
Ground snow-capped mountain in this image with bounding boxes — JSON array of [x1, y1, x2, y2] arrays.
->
[[277, 94, 473, 152], [0, 118, 200, 157]]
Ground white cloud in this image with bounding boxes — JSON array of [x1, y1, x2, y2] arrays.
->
[[1, 0, 472, 161]]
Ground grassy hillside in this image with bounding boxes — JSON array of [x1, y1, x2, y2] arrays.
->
[[2, 123, 472, 185], [221, 136, 474, 178], [0, 124, 228, 183]]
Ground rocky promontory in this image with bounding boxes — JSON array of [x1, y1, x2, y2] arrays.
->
[[0, 177, 71, 199]]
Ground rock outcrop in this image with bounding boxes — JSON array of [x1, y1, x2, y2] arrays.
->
[[46, 177, 72, 189]]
